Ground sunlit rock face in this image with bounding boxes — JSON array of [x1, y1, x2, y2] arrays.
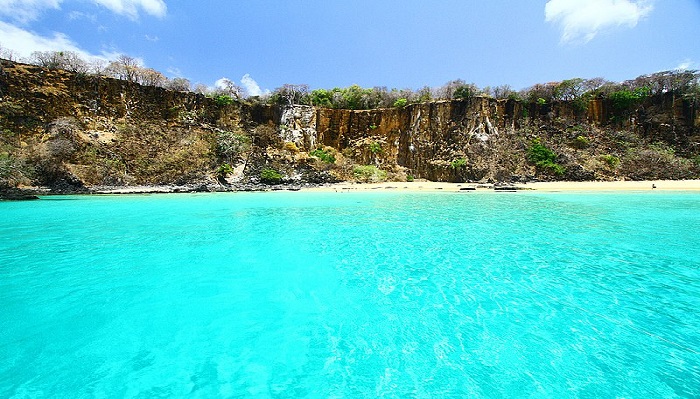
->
[[1, 58, 698, 190]]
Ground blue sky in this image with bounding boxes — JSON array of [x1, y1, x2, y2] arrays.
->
[[1, 0, 699, 95]]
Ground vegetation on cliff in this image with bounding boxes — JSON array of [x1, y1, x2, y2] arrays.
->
[[1, 55, 699, 192], [8, 49, 699, 110]]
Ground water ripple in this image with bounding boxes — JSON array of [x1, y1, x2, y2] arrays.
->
[[1, 192, 699, 397]]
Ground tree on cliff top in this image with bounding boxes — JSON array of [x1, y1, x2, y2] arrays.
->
[[164, 77, 192, 92], [272, 84, 310, 105], [434, 80, 481, 100], [0, 44, 18, 61], [211, 78, 242, 99], [11, 46, 700, 111], [553, 78, 586, 101], [490, 85, 516, 100], [631, 70, 699, 95], [30, 51, 89, 74], [106, 55, 141, 83]]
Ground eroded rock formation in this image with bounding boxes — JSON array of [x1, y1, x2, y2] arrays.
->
[[1, 59, 698, 193]]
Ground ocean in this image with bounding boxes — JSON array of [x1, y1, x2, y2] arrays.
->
[[1, 191, 699, 398]]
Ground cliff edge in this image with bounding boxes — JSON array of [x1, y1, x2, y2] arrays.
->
[[1, 59, 698, 195]]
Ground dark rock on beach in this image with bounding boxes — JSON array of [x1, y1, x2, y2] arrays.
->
[[0, 188, 41, 201]]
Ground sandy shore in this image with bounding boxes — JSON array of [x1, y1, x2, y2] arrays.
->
[[92, 185, 189, 194], [515, 180, 700, 192], [22, 180, 698, 197], [302, 180, 700, 193]]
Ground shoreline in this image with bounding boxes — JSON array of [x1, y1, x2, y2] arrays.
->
[[3, 179, 700, 200], [301, 180, 700, 193]]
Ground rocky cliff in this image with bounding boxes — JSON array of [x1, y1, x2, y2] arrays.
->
[[1, 59, 699, 194]]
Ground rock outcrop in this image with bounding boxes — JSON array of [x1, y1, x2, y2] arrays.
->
[[1, 59, 698, 193]]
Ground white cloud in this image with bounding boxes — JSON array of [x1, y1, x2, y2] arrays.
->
[[0, 20, 117, 62], [92, 0, 166, 19], [675, 60, 695, 71], [214, 77, 235, 90], [0, 0, 166, 63], [0, 0, 165, 23], [68, 11, 97, 22], [166, 66, 182, 77], [202, 77, 234, 95], [240, 74, 268, 97], [0, 0, 61, 23], [545, 0, 653, 43]]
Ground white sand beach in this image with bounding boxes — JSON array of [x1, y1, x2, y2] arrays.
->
[[303, 180, 700, 193], [84, 180, 700, 194]]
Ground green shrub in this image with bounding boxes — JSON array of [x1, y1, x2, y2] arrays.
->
[[216, 163, 234, 178], [527, 138, 565, 176], [536, 97, 547, 105], [310, 89, 333, 108], [0, 100, 24, 116], [340, 85, 371, 109], [0, 152, 32, 187], [217, 131, 251, 163], [507, 92, 521, 101], [1, 128, 17, 138], [572, 97, 589, 113], [353, 165, 387, 182], [283, 142, 299, 153], [393, 98, 408, 108], [453, 85, 476, 100], [608, 87, 650, 113], [544, 163, 565, 176], [368, 141, 382, 154], [619, 143, 693, 180], [164, 106, 180, 119], [600, 154, 620, 168], [260, 168, 282, 184], [406, 174, 414, 182], [527, 138, 556, 163], [572, 135, 590, 149], [212, 95, 235, 106], [450, 158, 467, 169], [567, 124, 585, 133], [309, 148, 336, 164]]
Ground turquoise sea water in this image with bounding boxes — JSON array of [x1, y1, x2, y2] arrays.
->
[[1, 191, 699, 398]]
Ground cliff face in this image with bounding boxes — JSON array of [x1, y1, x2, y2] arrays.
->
[[0, 60, 240, 190], [1, 59, 699, 191], [299, 95, 698, 182]]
